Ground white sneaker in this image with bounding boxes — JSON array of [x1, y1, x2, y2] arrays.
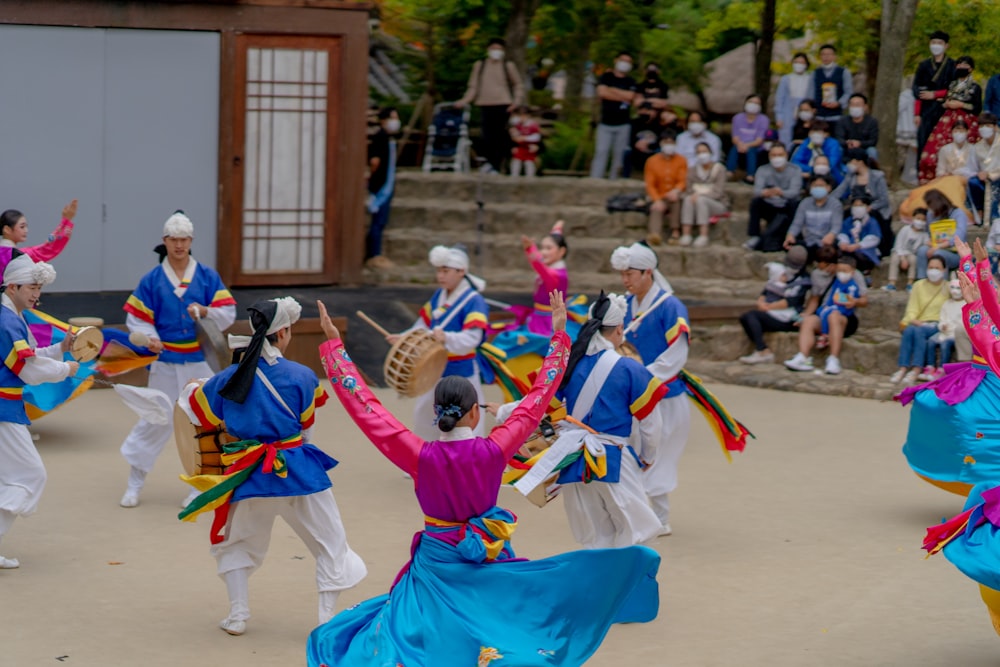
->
[[120, 491, 139, 508], [825, 356, 842, 375], [784, 353, 814, 372], [889, 369, 906, 384], [902, 369, 920, 384], [180, 489, 200, 509], [739, 350, 775, 365], [658, 523, 673, 537], [693, 235, 709, 248], [0, 556, 20, 569], [743, 236, 760, 250], [220, 616, 247, 636], [679, 234, 693, 247]]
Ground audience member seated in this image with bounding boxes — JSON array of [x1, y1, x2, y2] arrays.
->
[[784, 174, 841, 261], [784, 247, 868, 375], [643, 129, 687, 246], [727, 93, 770, 183], [744, 143, 803, 252], [627, 104, 681, 177], [971, 112, 1000, 224], [679, 141, 728, 247], [676, 111, 722, 168], [889, 255, 949, 384], [924, 278, 966, 379], [835, 93, 879, 159], [737, 245, 811, 364], [883, 208, 930, 291], [836, 195, 882, 275], [936, 118, 979, 181], [831, 148, 894, 256], [791, 119, 843, 184], [790, 99, 818, 153], [810, 154, 842, 186], [916, 188, 969, 277]]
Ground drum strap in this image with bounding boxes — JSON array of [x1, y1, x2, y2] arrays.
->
[[570, 350, 620, 423], [254, 368, 297, 420]]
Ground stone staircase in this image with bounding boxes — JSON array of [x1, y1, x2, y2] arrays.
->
[[372, 170, 983, 397]]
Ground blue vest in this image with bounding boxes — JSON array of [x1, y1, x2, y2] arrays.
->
[[624, 289, 690, 398], [813, 66, 847, 118], [418, 285, 489, 377], [0, 306, 39, 424]]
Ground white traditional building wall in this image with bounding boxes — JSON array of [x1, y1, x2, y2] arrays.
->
[[0, 26, 220, 292]]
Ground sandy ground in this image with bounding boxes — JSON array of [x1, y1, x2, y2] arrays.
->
[[2, 381, 997, 667]]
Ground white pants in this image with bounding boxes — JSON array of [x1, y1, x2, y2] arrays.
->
[[211, 490, 367, 593], [643, 394, 692, 498], [561, 448, 661, 549], [411, 367, 485, 442], [0, 422, 47, 538], [120, 360, 213, 473]]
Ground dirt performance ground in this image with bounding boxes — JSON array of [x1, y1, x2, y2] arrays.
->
[[2, 383, 996, 666]]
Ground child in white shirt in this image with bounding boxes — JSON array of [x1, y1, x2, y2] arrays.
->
[[884, 208, 930, 291], [923, 278, 964, 381]]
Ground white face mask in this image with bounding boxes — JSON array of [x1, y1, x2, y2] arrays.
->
[[836, 271, 852, 283], [810, 186, 829, 199], [912, 219, 927, 231], [950, 287, 963, 300], [953, 132, 968, 145], [848, 106, 864, 118], [660, 143, 677, 156], [762, 141, 774, 151], [982, 126, 996, 140], [847, 162, 859, 173], [615, 60, 632, 74], [770, 156, 788, 169], [488, 48, 505, 61], [851, 205, 868, 220], [813, 164, 831, 176], [384, 119, 401, 134], [696, 152, 713, 165], [745, 102, 762, 115], [926, 268, 945, 283], [799, 110, 815, 122], [930, 43, 946, 56], [792, 62, 807, 75], [809, 132, 826, 145], [687, 122, 706, 135]]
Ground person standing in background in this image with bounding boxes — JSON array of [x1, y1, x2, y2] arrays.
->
[[590, 52, 642, 180], [365, 107, 400, 269], [811, 45, 853, 124], [913, 31, 956, 159]]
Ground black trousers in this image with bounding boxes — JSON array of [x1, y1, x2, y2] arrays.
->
[[479, 104, 510, 171], [739, 310, 799, 351], [748, 197, 799, 252]]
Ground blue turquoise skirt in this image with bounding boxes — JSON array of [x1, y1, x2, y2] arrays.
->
[[943, 483, 1000, 590], [306, 536, 660, 666]]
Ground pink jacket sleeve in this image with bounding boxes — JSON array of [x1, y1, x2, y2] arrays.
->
[[973, 257, 1000, 329], [525, 243, 562, 293], [488, 330, 570, 459], [23, 218, 74, 263], [319, 339, 424, 478], [961, 256, 999, 367]]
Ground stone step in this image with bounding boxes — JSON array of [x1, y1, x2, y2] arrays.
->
[[686, 358, 898, 401]]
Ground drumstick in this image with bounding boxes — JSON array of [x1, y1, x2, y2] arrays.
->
[[355, 311, 394, 338], [128, 332, 150, 347]]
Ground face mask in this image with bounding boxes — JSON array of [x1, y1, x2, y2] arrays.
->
[[950, 287, 963, 299], [660, 143, 677, 155], [912, 219, 927, 231], [771, 156, 787, 169], [488, 48, 504, 61], [384, 119, 401, 134], [926, 268, 945, 283], [836, 271, 852, 283], [956, 67, 971, 78], [851, 206, 868, 220], [688, 122, 706, 135], [953, 132, 968, 144], [615, 60, 632, 74], [982, 126, 996, 140], [646, 68, 659, 78], [792, 62, 807, 75], [799, 111, 815, 121], [930, 43, 946, 56], [847, 162, 859, 173], [762, 141, 774, 151], [813, 164, 831, 175], [849, 106, 864, 118], [696, 152, 713, 165], [809, 132, 826, 145], [810, 186, 829, 199], [745, 102, 762, 114]]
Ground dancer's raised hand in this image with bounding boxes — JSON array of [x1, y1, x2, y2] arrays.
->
[[549, 290, 567, 332], [317, 301, 341, 340]]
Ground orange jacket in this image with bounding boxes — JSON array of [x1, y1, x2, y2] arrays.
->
[[644, 153, 688, 201]]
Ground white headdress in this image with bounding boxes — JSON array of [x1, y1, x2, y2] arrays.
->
[[609, 243, 673, 294], [586, 292, 628, 355], [428, 244, 487, 292], [163, 211, 194, 239], [4, 254, 56, 287], [228, 296, 303, 365]]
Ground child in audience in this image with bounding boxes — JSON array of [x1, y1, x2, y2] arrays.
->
[[763, 261, 789, 302], [510, 105, 542, 178], [923, 277, 963, 380], [817, 255, 862, 335], [884, 208, 930, 291]]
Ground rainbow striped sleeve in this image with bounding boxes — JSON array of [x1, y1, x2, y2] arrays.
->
[[209, 289, 236, 308], [418, 303, 432, 327], [630, 377, 667, 420], [124, 294, 155, 324], [665, 317, 690, 347], [4, 339, 35, 376], [189, 384, 223, 427], [463, 311, 489, 330], [300, 385, 328, 429]]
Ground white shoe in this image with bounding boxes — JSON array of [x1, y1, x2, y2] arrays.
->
[[902, 369, 920, 384], [825, 356, 842, 375], [180, 489, 200, 509], [889, 369, 906, 384], [692, 235, 709, 248], [0, 556, 20, 569], [679, 234, 693, 247], [120, 491, 139, 508], [784, 353, 814, 372], [658, 524, 673, 537], [739, 349, 775, 365], [220, 616, 246, 636], [742, 236, 760, 250]]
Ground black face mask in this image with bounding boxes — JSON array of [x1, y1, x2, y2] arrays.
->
[[956, 67, 971, 77]]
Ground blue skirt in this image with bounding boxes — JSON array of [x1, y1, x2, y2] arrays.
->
[[943, 483, 1000, 591], [306, 536, 660, 667]]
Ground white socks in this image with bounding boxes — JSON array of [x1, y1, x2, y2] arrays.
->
[[120, 466, 147, 508], [318, 591, 341, 624], [220, 567, 251, 635]]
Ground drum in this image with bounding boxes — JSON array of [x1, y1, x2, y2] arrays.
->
[[384, 329, 448, 397], [69, 326, 104, 363], [195, 316, 230, 373], [173, 402, 237, 476], [516, 418, 563, 508], [67, 316, 105, 328]]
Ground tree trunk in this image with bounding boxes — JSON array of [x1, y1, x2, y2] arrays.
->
[[863, 17, 881, 98], [504, 0, 541, 83], [872, 0, 919, 186], [754, 0, 777, 109]]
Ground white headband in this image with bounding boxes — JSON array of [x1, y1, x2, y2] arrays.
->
[[610, 243, 673, 294], [590, 292, 628, 327], [4, 254, 56, 287], [227, 297, 303, 365], [429, 245, 469, 271], [163, 212, 194, 238]]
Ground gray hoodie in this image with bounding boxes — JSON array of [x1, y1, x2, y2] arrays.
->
[[788, 195, 844, 246]]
